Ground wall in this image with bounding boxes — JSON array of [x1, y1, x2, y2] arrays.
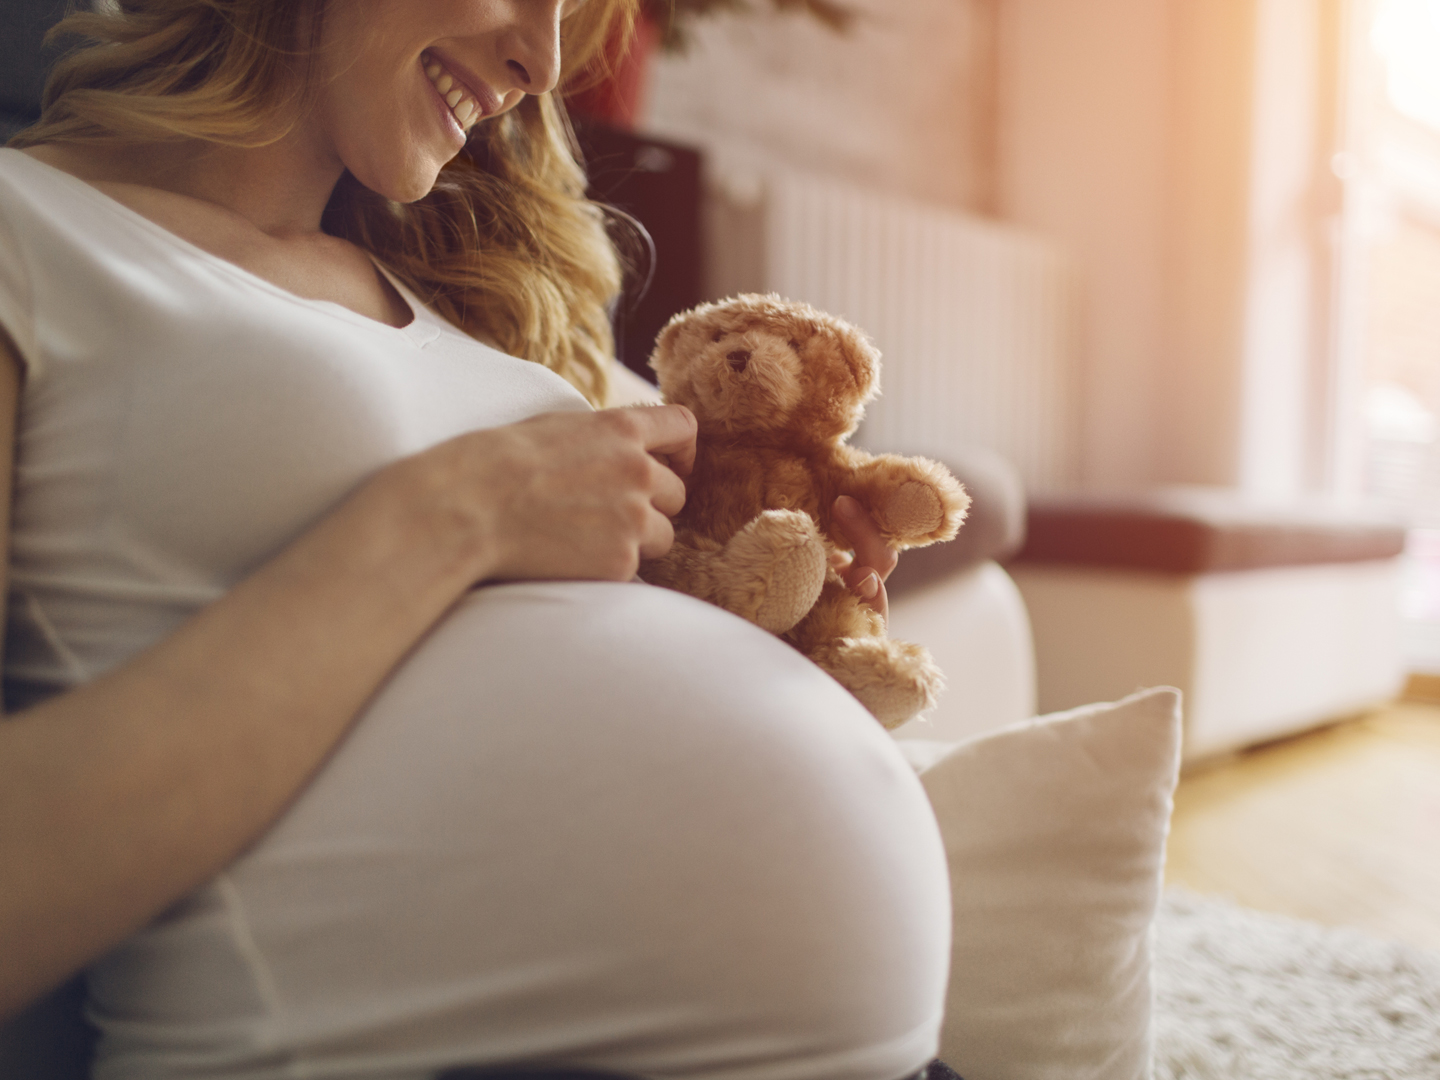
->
[[994, 0, 1181, 488], [1237, 0, 1338, 496], [996, 0, 1343, 492], [642, 0, 1340, 494], [642, 0, 993, 211], [1157, 0, 1257, 490]]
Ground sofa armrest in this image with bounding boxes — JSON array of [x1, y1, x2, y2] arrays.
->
[[889, 561, 1037, 742]]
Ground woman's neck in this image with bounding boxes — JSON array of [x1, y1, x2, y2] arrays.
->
[[24, 124, 345, 239], [17, 132, 415, 328]]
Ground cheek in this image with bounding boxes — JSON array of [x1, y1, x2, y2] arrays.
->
[[338, 117, 446, 203], [323, 71, 455, 202]]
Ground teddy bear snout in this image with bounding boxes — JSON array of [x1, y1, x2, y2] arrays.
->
[[726, 349, 752, 372]]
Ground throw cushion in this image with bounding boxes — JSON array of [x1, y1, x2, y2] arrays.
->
[[899, 686, 1182, 1080]]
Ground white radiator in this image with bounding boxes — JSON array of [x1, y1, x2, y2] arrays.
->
[[706, 171, 1079, 492]]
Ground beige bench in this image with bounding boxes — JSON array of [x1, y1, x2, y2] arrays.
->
[[1008, 489, 1408, 763]]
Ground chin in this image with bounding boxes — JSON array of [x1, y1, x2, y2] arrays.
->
[[387, 170, 446, 204], [350, 150, 450, 205]]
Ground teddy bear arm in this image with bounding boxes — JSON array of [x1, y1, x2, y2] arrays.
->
[[762, 456, 822, 518], [844, 453, 971, 549]]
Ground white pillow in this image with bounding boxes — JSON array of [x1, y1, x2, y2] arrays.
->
[[899, 686, 1182, 1080]]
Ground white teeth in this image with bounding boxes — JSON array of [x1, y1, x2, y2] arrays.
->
[[424, 56, 480, 128]]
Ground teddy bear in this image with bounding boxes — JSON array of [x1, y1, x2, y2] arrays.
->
[[638, 293, 970, 729]]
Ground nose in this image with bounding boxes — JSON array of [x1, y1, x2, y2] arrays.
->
[[727, 350, 751, 372], [504, 0, 563, 95]]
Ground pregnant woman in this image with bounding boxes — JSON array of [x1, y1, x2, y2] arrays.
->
[[0, 1, 952, 1077]]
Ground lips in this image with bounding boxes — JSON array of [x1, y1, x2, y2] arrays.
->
[[420, 50, 497, 132]]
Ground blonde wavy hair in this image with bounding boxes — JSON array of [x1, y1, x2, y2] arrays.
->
[[10, 0, 639, 405]]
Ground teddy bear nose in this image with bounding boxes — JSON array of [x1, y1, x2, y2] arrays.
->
[[726, 349, 751, 372]]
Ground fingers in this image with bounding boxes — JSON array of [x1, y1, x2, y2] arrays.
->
[[840, 561, 889, 623], [607, 404, 697, 478], [855, 574, 889, 624], [647, 454, 687, 519], [637, 505, 676, 562], [572, 409, 690, 569], [417, 407, 701, 585], [603, 406, 690, 523], [833, 496, 898, 581], [833, 495, 896, 624]]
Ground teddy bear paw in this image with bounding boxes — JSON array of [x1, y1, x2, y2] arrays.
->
[[883, 481, 946, 538], [720, 510, 827, 633]]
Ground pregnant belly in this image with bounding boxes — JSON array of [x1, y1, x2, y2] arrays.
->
[[88, 581, 947, 1080]]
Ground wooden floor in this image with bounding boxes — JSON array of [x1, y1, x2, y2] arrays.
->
[[1164, 695, 1440, 950]]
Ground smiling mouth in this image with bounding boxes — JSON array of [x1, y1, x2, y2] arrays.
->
[[422, 52, 484, 131]]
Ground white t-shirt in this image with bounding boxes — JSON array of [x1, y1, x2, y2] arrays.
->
[[0, 148, 590, 708], [0, 150, 950, 1080]]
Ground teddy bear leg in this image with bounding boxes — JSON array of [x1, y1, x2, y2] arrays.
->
[[716, 509, 828, 633], [639, 514, 826, 634], [787, 583, 943, 729], [810, 636, 943, 730]]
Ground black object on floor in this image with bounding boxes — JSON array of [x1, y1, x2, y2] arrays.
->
[[570, 119, 704, 383], [0, 975, 98, 1080], [922, 1060, 965, 1080], [439, 1062, 963, 1080], [438, 1071, 637, 1080]]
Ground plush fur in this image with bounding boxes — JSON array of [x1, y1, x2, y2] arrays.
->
[[639, 294, 970, 728]]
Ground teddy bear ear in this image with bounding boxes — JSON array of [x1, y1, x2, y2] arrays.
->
[[844, 331, 883, 403], [648, 309, 693, 374]]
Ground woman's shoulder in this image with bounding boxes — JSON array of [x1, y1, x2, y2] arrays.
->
[[0, 146, 42, 179], [0, 145, 231, 299], [0, 147, 123, 259], [0, 150, 86, 383], [0, 146, 192, 245], [0, 146, 208, 384], [0, 147, 83, 210], [0, 147, 141, 283], [0, 156, 43, 382], [0, 149, 46, 222]]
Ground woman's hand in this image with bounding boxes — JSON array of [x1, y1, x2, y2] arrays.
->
[[390, 405, 697, 586], [830, 495, 900, 624]]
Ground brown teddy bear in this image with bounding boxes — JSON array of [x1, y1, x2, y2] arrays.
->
[[639, 293, 970, 728]]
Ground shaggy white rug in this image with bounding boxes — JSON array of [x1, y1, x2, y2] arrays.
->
[[1152, 891, 1440, 1079]]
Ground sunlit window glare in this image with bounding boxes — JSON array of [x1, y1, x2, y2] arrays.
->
[[1373, 0, 1440, 132]]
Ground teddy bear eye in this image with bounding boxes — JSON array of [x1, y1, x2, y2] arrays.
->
[[711, 329, 727, 343]]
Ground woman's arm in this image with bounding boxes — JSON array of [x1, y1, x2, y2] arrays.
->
[[0, 332, 696, 1019]]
